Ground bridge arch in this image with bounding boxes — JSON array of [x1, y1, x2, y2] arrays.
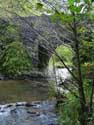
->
[[38, 43, 73, 74]]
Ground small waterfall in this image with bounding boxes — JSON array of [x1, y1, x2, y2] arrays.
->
[[48, 66, 71, 93], [56, 68, 71, 83]]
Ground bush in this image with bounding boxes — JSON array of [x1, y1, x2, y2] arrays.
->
[[80, 40, 94, 63], [58, 93, 81, 125], [0, 42, 32, 76]]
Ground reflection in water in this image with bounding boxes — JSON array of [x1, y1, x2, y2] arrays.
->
[[0, 69, 69, 124], [0, 80, 58, 125], [0, 80, 49, 103]]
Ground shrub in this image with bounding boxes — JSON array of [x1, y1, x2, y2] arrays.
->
[[0, 42, 32, 76], [58, 93, 81, 125]]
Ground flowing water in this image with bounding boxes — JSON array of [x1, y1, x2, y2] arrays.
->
[[48, 67, 71, 93], [0, 101, 57, 125], [0, 68, 70, 125], [0, 80, 58, 125]]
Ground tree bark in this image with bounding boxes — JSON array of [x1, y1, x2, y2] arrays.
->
[[73, 14, 87, 125]]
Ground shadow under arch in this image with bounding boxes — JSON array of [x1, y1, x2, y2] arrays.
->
[[38, 44, 73, 74]]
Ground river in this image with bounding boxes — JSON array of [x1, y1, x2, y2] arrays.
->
[[0, 68, 70, 125], [0, 80, 58, 125]]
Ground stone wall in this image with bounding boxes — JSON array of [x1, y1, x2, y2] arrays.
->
[[14, 16, 71, 73]]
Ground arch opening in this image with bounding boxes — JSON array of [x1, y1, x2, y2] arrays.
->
[[38, 44, 74, 77], [47, 44, 74, 93], [48, 44, 74, 82], [49, 44, 74, 68]]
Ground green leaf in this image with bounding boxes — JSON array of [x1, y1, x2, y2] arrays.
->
[[0, 42, 32, 76], [84, 0, 91, 4], [75, 0, 80, 2], [69, 0, 75, 6], [36, 2, 43, 9]]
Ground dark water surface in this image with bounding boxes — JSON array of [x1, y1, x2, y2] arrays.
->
[[0, 80, 49, 103], [0, 80, 58, 125]]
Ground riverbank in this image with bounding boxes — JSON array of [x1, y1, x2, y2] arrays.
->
[[0, 71, 50, 80]]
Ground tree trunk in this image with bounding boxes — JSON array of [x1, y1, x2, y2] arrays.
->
[[75, 40, 87, 125], [73, 14, 87, 125]]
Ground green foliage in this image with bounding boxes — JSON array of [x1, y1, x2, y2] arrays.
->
[[51, 12, 74, 24], [80, 40, 94, 63], [83, 79, 92, 102], [5, 24, 20, 42], [79, 39, 94, 79], [46, 1, 94, 125], [0, 19, 20, 46], [36, 3, 43, 10], [0, 0, 30, 17], [0, 42, 32, 76], [58, 93, 80, 125], [82, 62, 94, 78], [49, 45, 74, 67], [58, 77, 93, 125], [0, 0, 46, 17], [48, 81, 57, 99]]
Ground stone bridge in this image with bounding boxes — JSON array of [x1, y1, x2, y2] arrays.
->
[[14, 16, 70, 75]]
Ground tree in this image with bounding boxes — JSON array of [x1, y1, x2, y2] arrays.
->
[[31, 0, 94, 124]]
